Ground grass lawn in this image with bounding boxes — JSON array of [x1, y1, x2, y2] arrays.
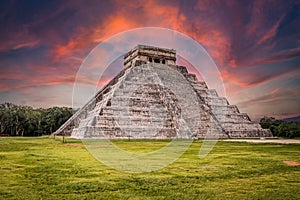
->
[[0, 136, 299, 199]]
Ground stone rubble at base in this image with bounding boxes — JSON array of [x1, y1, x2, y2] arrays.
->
[[53, 45, 272, 139]]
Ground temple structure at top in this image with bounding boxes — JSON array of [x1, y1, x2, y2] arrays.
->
[[124, 45, 176, 67]]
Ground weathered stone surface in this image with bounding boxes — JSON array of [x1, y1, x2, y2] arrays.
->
[[54, 45, 272, 138]]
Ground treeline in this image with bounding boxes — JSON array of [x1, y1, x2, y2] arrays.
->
[[0, 103, 73, 136], [260, 117, 300, 138], [1, 103, 299, 138]]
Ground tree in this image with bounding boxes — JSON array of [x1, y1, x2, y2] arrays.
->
[[259, 117, 282, 129], [260, 116, 300, 138], [0, 107, 10, 134], [0, 103, 73, 136]]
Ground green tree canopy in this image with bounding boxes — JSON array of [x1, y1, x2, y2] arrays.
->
[[259, 116, 300, 138], [0, 103, 73, 136]]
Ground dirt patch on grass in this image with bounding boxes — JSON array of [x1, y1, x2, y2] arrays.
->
[[283, 161, 300, 166], [65, 143, 83, 147], [198, 166, 216, 169]]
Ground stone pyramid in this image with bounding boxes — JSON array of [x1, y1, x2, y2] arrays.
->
[[54, 45, 272, 139]]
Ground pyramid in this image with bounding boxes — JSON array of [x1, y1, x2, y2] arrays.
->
[[54, 45, 272, 139]]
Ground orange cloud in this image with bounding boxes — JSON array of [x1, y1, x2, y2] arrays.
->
[[50, 1, 232, 96], [228, 58, 238, 67], [52, 0, 186, 60]]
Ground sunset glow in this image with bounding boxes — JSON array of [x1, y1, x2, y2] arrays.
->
[[0, 0, 299, 120]]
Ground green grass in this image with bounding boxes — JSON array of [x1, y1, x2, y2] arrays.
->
[[0, 137, 299, 199]]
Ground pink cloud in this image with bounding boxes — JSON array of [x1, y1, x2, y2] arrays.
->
[[222, 66, 298, 88], [12, 40, 40, 50], [257, 16, 284, 45]]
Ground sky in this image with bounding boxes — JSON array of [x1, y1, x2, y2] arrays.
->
[[0, 0, 299, 120]]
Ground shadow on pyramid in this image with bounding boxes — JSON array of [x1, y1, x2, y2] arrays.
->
[[54, 45, 272, 139]]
